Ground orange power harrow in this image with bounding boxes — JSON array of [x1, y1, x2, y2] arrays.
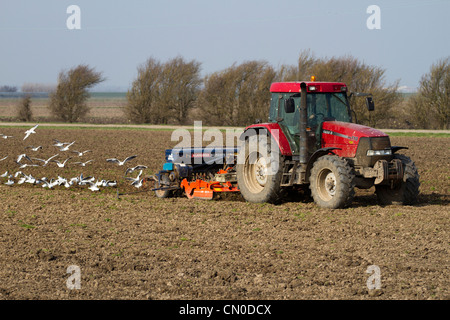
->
[[180, 168, 239, 200]]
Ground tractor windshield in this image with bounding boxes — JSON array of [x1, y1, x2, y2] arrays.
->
[[277, 92, 351, 137], [307, 92, 351, 128]]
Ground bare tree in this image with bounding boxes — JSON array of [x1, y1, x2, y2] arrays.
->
[[124, 58, 164, 124], [163, 57, 202, 124], [409, 57, 449, 129], [198, 60, 276, 126], [125, 56, 202, 124], [16, 94, 33, 122], [49, 64, 105, 123]]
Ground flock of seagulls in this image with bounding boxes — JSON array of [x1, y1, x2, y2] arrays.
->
[[0, 124, 149, 192]]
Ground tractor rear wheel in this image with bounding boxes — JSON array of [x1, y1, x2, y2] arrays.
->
[[375, 154, 420, 205], [309, 155, 355, 209], [154, 174, 172, 198], [236, 132, 283, 204]]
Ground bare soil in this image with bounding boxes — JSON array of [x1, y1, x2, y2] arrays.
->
[[0, 127, 448, 300]]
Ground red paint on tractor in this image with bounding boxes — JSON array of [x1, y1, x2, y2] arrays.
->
[[270, 82, 347, 93], [321, 121, 388, 157], [244, 123, 293, 156]]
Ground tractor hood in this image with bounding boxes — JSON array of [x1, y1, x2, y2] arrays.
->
[[322, 121, 388, 140], [321, 121, 389, 158]]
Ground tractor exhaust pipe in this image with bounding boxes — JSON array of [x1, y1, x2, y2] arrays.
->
[[299, 82, 308, 164]]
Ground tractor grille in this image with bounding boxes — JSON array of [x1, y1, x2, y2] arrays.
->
[[355, 136, 392, 167]]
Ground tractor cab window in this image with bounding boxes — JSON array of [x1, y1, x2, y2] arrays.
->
[[307, 92, 351, 128]]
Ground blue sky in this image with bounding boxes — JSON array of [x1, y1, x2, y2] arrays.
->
[[0, 0, 448, 91]]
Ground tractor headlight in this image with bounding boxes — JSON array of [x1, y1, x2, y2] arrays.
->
[[366, 149, 392, 156]]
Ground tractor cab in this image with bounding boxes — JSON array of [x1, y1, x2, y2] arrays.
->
[[268, 80, 352, 155]]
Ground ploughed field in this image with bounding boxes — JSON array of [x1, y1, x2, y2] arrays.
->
[[0, 126, 448, 300]]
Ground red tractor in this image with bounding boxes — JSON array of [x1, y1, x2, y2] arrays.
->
[[152, 79, 420, 209]]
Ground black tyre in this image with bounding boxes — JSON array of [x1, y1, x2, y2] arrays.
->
[[236, 132, 284, 204], [154, 174, 172, 198], [375, 154, 420, 205], [309, 155, 355, 209]]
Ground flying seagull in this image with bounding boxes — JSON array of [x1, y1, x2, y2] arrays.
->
[[51, 157, 72, 168], [58, 141, 75, 152], [23, 124, 38, 140], [1, 134, 13, 139], [125, 169, 143, 187], [71, 150, 92, 157], [106, 155, 137, 166], [53, 139, 71, 147], [0, 156, 7, 161], [16, 154, 33, 163], [25, 146, 43, 151], [73, 160, 93, 167], [87, 181, 100, 192], [125, 165, 148, 175], [32, 154, 59, 166], [17, 163, 39, 169]]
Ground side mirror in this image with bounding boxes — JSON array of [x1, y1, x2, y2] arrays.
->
[[366, 96, 375, 111], [284, 98, 295, 113]]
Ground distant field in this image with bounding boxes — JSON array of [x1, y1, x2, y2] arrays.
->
[[0, 93, 127, 123]]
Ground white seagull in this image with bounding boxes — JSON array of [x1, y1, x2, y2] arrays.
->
[[17, 163, 39, 169], [23, 124, 38, 140], [25, 146, 43, 151], [106, 155, 137, 166], [53, 139, 71, 147], [125, 165, 148, 175], [73, 160, 93, 167], [87, 182, 100, 192], [1, 134, 13, 139], [16, 154, 33, 163], [125, 170, 143, 187], [52, 157, 72, 168], [0, 156, 7, 161], [71, 150, 92, 157], [32, 154, 59, 166], [58, 141, 75, 152]]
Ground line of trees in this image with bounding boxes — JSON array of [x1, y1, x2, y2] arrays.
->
[[5, 51, 448, 129], [124, 51, 405, 128]]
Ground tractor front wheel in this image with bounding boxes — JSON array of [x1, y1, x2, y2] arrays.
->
[[375, 154, 420, 205], [309, 155, 355, 209]]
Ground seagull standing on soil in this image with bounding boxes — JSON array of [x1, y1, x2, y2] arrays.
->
[[106, 155, 137, 166], [23, 124, 38, 140]]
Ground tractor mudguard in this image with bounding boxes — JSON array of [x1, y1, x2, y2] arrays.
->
[[305, 147, 342, 181], [240, 123, 293, 156]]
